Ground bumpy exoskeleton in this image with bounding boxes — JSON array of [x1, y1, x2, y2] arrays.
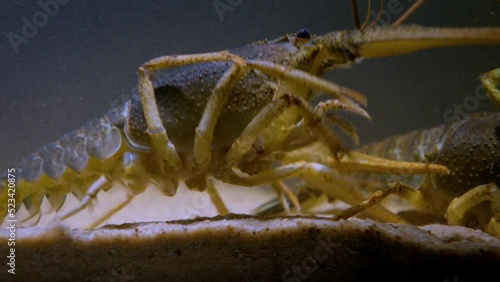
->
[[1, 25, 500, 228]]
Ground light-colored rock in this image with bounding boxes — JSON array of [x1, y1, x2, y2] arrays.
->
[[1, 215, 499, 282]]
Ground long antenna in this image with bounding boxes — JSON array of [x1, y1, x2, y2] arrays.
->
[[392, 0, 426, 26], [368, 0, 384, 29], [360, 0, 373, 30], [351, 0, 361, 29]]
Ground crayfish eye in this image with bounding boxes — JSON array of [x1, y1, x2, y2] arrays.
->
[[296, 29, 311, 39], [293, 29, 311, 47]]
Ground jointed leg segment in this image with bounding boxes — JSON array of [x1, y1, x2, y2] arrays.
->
[[480, 68, 500, 109], [230, 160, 406, 222], [225, 94, 346, 166], [206, 177, 230, 215], [138, 51, 247, 174], [334, 183, 402, 221], [446, 183, 500, 227], [58, 175, 108, 221], [138, 67, 182, 173], [87, 194, 135, 229], [193, 62, 248, 174]]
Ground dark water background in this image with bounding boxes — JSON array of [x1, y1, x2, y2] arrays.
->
[[0, 0, 498, 170]]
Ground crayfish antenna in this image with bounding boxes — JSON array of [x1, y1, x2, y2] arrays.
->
[[310, 26, 500, 65]]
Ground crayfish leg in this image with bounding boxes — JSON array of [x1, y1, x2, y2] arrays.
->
[[58, 175, 108, 222], [480, 68, 500, 109], [86, 194, 135, 229], [446, 183, 500, 237], [139, 51, 243, 175], [334, 182, 404, 221], [206, 177, 229, 216]]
